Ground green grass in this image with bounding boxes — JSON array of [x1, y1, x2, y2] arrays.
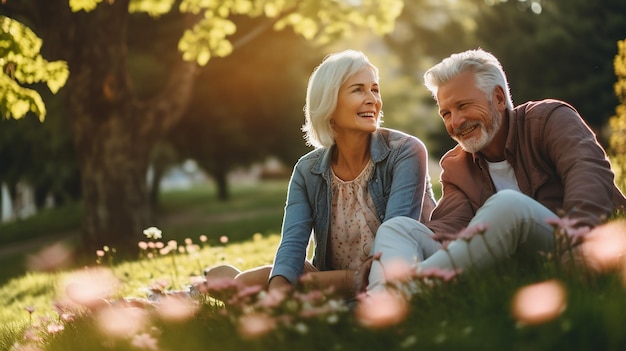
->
[[155, 180, 288, 244], [0, 180, 289, 285], [0, 179, 291, 350], [0, 202, 82, 247], [4, 240, 626, 351], [3, 180, 626, 350]]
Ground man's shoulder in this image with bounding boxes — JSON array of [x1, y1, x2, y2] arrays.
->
[[439, 144, 470, 167], [515, 99, 576, 117]]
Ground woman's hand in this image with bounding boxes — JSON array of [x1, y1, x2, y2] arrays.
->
[[355, 252, 382, 294], [267, 275, 292, 291]]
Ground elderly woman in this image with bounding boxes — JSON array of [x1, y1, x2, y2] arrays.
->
[[205, 49, 436, 298]]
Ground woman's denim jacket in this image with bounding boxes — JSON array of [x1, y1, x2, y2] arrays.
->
[[269, 128, 436, 285]]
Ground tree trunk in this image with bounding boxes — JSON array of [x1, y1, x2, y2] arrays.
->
[[4, 0, 199, 252], [214, 169, 230, 201], [35, 0, 198, 253]]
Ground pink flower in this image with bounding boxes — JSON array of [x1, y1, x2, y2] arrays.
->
[[580, 220, 626, 272], [236, 285, 264, 299], [417, 267, 461, 282], [131, 333, 159, 350], [46, 323, 65, 334], [63, 267, 119, 309], [237, 313, 276, 339], [26, 242, 74, 272], [355, 290, 409, 329], [511, 280, 566, 325], [256, 289, 287, 309], [95, 305, 149, 338], [546, 216, 591, 246], [155, 295, 199, 322], [435, 223, 489, 248]]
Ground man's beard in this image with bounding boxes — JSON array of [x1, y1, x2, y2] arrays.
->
[[454, 102, 502, 154]]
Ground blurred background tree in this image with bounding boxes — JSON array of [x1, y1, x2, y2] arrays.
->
[[609, 39, 626, 193], [2, 0, 625, 254], [0, 0, 404, 253], [377, 0, 626, 158], [167, 15, 319, 202]]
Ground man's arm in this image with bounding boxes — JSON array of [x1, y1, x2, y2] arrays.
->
[[543, 105, 616, 226]]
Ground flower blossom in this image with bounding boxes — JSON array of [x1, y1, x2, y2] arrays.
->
[[511, 279, 566, 325], [143, 227, 162, 240]]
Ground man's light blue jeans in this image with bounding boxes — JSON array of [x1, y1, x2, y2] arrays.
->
[[367, 190, 558, 293]]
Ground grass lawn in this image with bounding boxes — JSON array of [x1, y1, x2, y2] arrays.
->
[[1, 180, 625, 351]]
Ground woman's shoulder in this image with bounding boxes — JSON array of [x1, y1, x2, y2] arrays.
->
[[377, 128, 426, 149], [294, 147, 327, 169]]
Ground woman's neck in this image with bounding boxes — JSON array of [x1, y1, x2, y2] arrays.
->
[[331, 134, 371, 181]]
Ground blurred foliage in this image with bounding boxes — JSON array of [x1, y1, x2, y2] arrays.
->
[[379, 0, 476, 158], [472, 0, 626, 140], [0, 15, 68, 121], [0, 89, 80, 210], [169, 16, 320, 200], [0, 0, 406, 250], [380, 0, 626, 158], [609, 39, 626, 192], [69, 0, 404, 66]]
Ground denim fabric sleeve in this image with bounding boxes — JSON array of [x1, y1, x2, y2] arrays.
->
[[269, 159, 315, 285], [383, 136, 431, 222]]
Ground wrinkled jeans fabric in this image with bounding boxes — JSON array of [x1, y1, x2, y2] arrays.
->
[[368, 190, 558, 293]]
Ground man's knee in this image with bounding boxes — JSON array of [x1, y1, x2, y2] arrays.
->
[[482, 189, 540, 214]]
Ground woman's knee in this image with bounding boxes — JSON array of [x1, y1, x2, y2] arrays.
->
[[235, 265, 272, 287]]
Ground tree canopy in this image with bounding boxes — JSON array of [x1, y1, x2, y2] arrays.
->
[[0, 16, 68, 121], [0, 0, 405, 252]]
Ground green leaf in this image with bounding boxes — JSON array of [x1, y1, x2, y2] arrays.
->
[[196, 49, 210, 66], [129, 0, 176, 16], [69, 0, 103, 12], [0, 74, 46, 121], [46, 61, 70, 94]]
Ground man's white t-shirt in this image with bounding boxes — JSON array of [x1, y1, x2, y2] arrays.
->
[[486, 159, 521, 192]]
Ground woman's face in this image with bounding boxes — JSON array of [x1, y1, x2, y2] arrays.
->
[[331, 66, 382, 136]]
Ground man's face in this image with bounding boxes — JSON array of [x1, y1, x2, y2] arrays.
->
[[436, 71, 503, 153]]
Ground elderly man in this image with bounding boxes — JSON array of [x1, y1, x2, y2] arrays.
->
[[367, 48, 626, 293]]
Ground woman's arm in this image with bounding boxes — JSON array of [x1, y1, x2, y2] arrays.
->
[[384, 135, 431, 221], [269, 159, 316, 285], [298, 270, 357, 298]]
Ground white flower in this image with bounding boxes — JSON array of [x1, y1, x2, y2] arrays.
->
[[143, 227, 162, 240]]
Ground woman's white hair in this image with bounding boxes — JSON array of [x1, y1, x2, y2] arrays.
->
[[302, 50, 381, 149], [423, 48, 514, 110]]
